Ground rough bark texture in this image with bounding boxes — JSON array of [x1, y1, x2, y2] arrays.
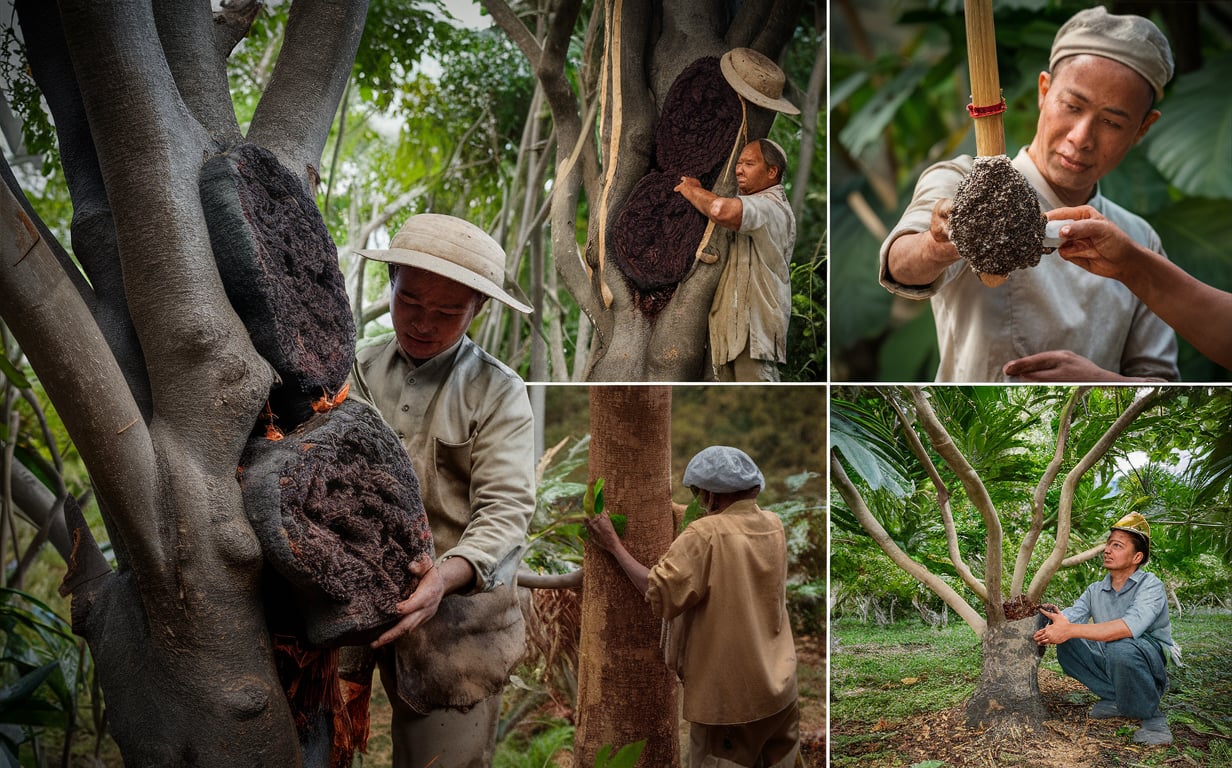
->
[[239, 398, 432, 647], [609, 57, 742, 296], [576, 386, 679, 767], [964, 616, 1049, 728], [0, 2, 370, 765]]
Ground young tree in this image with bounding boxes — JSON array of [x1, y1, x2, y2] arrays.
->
[[0, 2, 367, 763], [485, 0, 808, 381], [830, 386, 1171, 728], [577, 385, 679, 766]]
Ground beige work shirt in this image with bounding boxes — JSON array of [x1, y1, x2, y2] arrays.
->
[[709, 184, 796, 367], [879, 148, 1178, 382], [350, 334, 535, 590], [646, 499, 798, 726]]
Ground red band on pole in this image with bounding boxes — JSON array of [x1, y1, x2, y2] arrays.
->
[[967, 98, 1007, 118]]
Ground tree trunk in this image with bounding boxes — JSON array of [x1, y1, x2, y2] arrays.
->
[[964, 617, 1048, 728], [576, 386, 679, 767]]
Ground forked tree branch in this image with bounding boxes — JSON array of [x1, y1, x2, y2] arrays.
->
[[832, 451, 988, 636]]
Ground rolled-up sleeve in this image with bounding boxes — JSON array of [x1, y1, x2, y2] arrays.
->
[[878, 157, 973, 299]]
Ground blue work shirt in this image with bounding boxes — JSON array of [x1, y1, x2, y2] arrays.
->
[[1062, 569, 1173, 656]]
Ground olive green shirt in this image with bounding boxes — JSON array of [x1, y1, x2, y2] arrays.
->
[[350, 334, 535, 591]]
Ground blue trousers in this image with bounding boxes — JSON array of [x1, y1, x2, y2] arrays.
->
[[1056, 636, 1167, 719]]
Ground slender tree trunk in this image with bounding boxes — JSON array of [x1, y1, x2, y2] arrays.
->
[[577, 386, 680, 767]]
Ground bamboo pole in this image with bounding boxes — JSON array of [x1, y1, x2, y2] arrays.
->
[[964, 0, 1006, 157]]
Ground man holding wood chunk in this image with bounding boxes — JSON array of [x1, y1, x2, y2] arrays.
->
[[346, 214, 536, 768], [586, 446, 800, 768], [675, 48, 798, 382], [879, 7, 1180, 382], [1034, 513, 1175, 745]]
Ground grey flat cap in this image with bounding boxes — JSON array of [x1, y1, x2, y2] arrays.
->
[[682, 446, 765, 494], [1050, 6, 1174, 102]]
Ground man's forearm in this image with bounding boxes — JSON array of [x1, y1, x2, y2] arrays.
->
[[886, 230, 960, 286], [1068, 618, 1133, 643], [608, 541, 650, 597], [1120, 252, 1232, 370]]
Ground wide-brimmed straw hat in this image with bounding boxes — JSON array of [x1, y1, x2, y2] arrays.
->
[[358, 213, 531, 314], [720, 48, 800, 115]]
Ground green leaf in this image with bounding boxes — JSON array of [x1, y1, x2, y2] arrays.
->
[[1144, 53, 1232, 199], [609, 514, 626, 537], [594, 740, 645, 768], [0, 358, 30, 390], [680, 496, 704, 532], [584, 478, 605, 517]]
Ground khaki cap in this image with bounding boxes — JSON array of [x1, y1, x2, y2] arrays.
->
[[720, 48, 800, 115], [358, 213, 531, 314], [1050, 6, 1174, 102]]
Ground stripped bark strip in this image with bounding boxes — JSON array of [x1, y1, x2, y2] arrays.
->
[[693, 98, 748, 265], [594, 0, 622, 307]]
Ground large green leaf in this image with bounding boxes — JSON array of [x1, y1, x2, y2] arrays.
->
[[1144, 53, 1232, 199], [830, 410, 912, 498]]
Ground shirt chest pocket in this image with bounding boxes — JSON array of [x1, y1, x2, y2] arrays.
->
[[423, 434, 476, 544]]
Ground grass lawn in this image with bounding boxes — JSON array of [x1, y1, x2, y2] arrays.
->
[[830, 610, 1232, 768]]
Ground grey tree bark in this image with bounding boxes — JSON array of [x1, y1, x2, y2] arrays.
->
[[0, 1, 366, 764]]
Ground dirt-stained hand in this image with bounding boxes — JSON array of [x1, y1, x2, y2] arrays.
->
[[371, 554, 443, 649]]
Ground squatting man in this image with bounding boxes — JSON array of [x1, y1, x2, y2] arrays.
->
[[1034, 512, 1175, 745]]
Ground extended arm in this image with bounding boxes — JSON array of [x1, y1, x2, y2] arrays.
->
[[1034, 607, 1133, 645], [674, 176, 743, 230], [1048, 205, 1232, 370]]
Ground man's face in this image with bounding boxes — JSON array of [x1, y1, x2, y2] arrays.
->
[[1103, 530, 1145, 573], [390, 266, 485, 362], [1028, 54, 1159, 206], [734, 142, 778, 195]]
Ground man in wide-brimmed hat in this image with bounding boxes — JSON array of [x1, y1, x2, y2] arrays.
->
[[345, 213, 535, 767], [586, 446, 801, 767], [675, 47, 798, 382], [1035, 512, 1176, 745]]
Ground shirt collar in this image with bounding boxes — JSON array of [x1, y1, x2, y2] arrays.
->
[[394, 336, 467, 373], [1099, 568, 1146, 592]]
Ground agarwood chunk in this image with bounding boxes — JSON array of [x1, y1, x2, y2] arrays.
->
[[949, 155, 1047, 284], [201, 142, 355, 428], [239, 398, 433, 646]]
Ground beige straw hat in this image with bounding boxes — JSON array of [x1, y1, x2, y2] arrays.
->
[[720, 48, 800, 115], [358, 213, 531, 314]]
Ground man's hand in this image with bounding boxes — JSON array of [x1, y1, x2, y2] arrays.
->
[[1033, 606, 1072, 646], [674, 176, 702, 194], [1003, 350, 1128, 382], [929, 198, 954, 246], [584, 511, 622, 553], [1047, 205, 1147, 281], [371, 554, 444, 649]]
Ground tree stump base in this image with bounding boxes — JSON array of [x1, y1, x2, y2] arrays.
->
[[964, 615, 1049, 728]]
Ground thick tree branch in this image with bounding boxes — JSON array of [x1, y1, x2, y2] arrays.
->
[[15, 1, 152, 414], [213, 0, 262, 59], [247, 0, 368, 186], [883, 389, 987, 602], [154, 1, 242, 144], [1027, 388, 1163, 600], [1012, 388, 1089, 596], [832, 451, 987, 636], [1061, 544, 1104, 568], [0, 170, 159, 573], [908, 387, 1005, 621]]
